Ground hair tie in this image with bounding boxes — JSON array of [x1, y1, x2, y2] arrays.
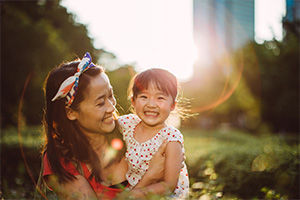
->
[[51, 52, 96, 107]]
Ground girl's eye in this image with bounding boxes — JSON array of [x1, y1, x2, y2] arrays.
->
[[139, 95, 147, 99], [158, 96, 165, 100]]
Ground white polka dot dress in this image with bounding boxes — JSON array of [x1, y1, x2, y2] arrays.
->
[[118, 114, 189, 199]]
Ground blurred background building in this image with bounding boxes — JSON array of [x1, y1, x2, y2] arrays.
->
[[193, 0, 255, 77], [284, 0, 300, 22], [284, 0, 300, 33]]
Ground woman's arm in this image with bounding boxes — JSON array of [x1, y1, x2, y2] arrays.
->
[[130, 141, 183, 198], [45, 175, 98, 200]]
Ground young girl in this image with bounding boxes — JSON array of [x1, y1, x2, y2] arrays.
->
[[118, 68, 189, 198]]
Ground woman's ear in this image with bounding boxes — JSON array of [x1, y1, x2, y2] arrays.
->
[[65, 106, 78, 121]]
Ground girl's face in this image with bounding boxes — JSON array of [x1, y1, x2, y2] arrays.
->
[[68, 72, 116, 135], [132, 82, 175, 129]]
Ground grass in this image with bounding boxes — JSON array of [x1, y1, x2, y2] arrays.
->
[[182, 128, 299, 199], [1, 126, 299, 199], [183, 128, 299, 165], [1, 126, 44, 148]]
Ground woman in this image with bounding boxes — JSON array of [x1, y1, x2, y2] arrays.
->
[[38, 52, 166, 199]]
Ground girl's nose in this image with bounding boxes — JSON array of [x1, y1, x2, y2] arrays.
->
[[147, 98, 157, 107]]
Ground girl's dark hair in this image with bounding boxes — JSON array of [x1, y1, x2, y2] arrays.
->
[[42, 60, 124, 183], [129, 68, 178, 103]]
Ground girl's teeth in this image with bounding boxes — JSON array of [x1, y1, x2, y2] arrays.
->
[[145, 112, 158, 116]]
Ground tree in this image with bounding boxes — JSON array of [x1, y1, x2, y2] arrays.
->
[[106, 65, 136, 115], [238, 21, 299, 133], [1, 0, 98, 127]]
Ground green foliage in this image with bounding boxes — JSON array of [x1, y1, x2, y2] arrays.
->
[[106, 65, 136, 115], [185, 129, 300, 199], [261, 187, 288, 200], [238, 21, 299, 133], [1, 0, 98, 128], [1, 126, 43, 148]]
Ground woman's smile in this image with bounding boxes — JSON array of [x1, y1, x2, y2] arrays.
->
[[102, 115, 114, 124]]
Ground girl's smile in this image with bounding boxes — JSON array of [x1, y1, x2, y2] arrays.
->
[[132, 82, 175, 129], [144, 111, 159, 117]]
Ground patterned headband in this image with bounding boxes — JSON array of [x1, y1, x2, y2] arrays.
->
[[51, 52, 96, 107]]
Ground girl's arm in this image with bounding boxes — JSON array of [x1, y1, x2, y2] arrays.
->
[[130, 141, 183, 197], [115, 141, 167, 199], [44, 175, 98, 200], [133, 140, 167, 187]]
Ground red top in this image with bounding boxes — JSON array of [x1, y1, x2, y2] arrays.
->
[[43, 153, 126, 199]]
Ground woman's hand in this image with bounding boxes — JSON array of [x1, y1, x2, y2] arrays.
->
[[147, 140, 168, 181], [134, 140, 167, 188], [128, 141, 186, 198], [44, 174, 98, 200]]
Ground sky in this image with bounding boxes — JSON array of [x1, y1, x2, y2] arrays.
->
[[60, 0, 286, 81]]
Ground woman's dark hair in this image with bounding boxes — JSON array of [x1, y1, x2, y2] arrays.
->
[[129, 68, 178, 103], [42, 60, 124, 183]]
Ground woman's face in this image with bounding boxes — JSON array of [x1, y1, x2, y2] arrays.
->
[[70, 72, 116, 135]]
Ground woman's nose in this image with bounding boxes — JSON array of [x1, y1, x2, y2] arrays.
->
[[107, 98, 116, 113]]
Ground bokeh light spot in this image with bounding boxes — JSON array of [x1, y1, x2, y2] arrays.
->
[[111, 138, 123, 150]]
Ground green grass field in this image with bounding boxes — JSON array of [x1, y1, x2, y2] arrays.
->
[[1, 126, 299, 199], [182, 128, 299, 199]]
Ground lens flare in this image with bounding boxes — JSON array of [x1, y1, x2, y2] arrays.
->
[[111, 138, 123, 150], [18, 73, 48, 199]]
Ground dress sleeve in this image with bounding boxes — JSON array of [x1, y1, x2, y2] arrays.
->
[[43, 153, 80, 177], [117, 114, 139, 134], [117, 114, 129, 132], [165, 127, 184, 144]]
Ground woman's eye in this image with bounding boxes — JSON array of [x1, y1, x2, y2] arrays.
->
[[109, 90, 114, 98], [97, 102, 105, 106]]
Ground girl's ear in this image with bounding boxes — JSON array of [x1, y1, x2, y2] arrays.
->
[[131, 97, 135, 107], [65, 106, 78, 121], [171, 101, 176, 111]]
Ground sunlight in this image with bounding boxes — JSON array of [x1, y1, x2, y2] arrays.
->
[[60, 0, 286, 82], [255, 0, 286, 43], [60, 0, 195, 82], [195, 34, 212, 67]]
